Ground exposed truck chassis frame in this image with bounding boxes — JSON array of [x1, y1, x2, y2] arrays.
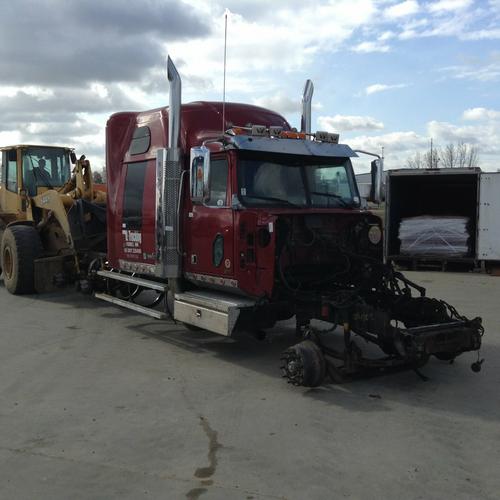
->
[[279, 257, 484, 386]]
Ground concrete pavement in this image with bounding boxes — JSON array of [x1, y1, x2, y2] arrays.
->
[[0, 271, 499, 499]]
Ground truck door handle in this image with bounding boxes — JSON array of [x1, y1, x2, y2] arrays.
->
[[195, 309, 202, 318]]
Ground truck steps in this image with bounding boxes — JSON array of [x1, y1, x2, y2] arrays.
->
[[96, 270, 168, 291], [94, 270, 256, 335], [94, 270, 169, 319], [94, 292, 168, 319]]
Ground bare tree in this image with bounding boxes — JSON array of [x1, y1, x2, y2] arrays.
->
[[440, 143, 456, 168], [406, 150, 439, 169], [92, 167, 107, 184], [406, 141, 480, 170], [406, 151, 424, 169], [100, 166, 107, 183], [441, 141, 479, 168], [93, 170, 103, 184], [423, 149, 440, 169]]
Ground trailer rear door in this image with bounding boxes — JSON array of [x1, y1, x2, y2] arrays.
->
[[478, 172, 500, 261]]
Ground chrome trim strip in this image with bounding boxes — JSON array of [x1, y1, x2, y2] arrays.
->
[[118, 259, 157, 275], [184, 271, 238, 289], [98, 270, 168, 291]]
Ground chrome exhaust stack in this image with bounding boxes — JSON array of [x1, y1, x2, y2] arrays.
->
[[300, 79, 314, 136], [167, 56, 181, 158], [155, 56, 183, 279]]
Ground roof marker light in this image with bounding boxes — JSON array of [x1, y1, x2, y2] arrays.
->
[[315, 131, 339, 144], [251, 125, 267, 136]]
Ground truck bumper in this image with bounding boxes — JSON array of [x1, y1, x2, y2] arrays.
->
[[398, 319, 482, 360]]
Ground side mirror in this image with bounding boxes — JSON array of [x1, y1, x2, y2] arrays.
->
[[190, 146, 210, 203], [368, 158, 383, 204], [70, 151, 77, 164]]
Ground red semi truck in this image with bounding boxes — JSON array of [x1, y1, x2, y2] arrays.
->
[[87, 57, 483, 386]]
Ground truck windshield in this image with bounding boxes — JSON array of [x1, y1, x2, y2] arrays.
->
[[237, 152, 359, 208], [22, 147, 72, 195]]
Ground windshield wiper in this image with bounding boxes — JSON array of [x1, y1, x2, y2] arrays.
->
[[243, 194, 302, 207], [309, 191, 352, 208]]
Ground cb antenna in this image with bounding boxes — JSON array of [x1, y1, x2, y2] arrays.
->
[[222, 9, 229, 134]]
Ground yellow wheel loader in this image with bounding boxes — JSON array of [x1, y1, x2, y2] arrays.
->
[[0, 145, 106, 294]]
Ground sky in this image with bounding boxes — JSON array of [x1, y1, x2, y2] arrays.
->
[[0, 0, 499, 173]]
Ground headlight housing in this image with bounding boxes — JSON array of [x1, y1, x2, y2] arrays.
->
[[368, 225, 382, 245]]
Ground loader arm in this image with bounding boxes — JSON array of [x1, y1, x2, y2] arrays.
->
[[59, 157, 104, 203], [28, 190, 75, 247]]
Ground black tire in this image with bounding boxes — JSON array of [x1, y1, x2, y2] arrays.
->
[[281, 340, 326, 387], [1, 225, 43, 294]]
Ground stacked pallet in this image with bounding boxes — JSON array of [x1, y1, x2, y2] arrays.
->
[[399, 216, 471, 257]]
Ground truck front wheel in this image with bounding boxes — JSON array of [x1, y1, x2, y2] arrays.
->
[[280, 340, 326, 387], [1, 225, 43, 294]]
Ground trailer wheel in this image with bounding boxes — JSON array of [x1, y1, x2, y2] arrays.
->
[[1, 225, 43, 294], [280, 340, 326, 387]]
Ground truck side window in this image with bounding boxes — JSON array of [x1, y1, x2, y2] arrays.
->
[[206, 158, 228, 207], [6, 150, 17, 192], [128, 127, 151, 156], [122, 161, 147, 229]]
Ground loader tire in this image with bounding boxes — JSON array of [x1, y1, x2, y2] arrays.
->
[[1, 225, 43, 294]]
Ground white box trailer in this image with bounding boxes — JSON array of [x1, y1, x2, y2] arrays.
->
[[477, 172, 500, 261], [384, 168, 500, 268]]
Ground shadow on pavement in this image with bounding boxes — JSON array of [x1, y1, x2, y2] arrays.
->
[[3, 282, 498, 423]]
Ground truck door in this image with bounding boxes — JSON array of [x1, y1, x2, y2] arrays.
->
[[184, 154, 235, 284]]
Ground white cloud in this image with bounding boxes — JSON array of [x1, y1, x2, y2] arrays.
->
[[0, 130, 22, 145], [348, 130, 428, 172], [462, 29, 500, 40], [427, 119, 500, 155], [352, 41, 390, 53], [168, 1, 378, 93], [365, 83, 408, 95], [384, 0, 419, 19], [253, 92, 322, 115], [350, 131, 427, 153], [378, 31, 395, 41], [443, 60, 500, 81], [463, 107, 500, 121], [349, 109, 500, 172], [0, 86, 54, 99], [318, 114, 384, 132], [428, 0, 473, 13]]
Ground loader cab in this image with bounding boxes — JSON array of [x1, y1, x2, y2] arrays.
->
[[20, 146, 72, 196], [1, 145, 73, 220]]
